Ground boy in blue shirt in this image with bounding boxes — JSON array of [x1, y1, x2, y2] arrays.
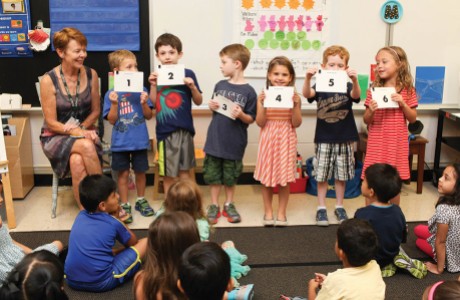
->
[[203, 44, 257, 224], [65, 174, 147, 292], [148, 33, 203, 195], [103, 49, 154, 223]]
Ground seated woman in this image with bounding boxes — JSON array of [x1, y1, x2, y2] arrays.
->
[[40, 27, 102, 209]]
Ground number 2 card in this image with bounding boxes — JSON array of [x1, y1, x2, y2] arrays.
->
[[315, 70, 347, 93], [214, 94, 237, 120], [371, 87, 398, 108], [264, 86, 294, 108], [157, 64, 185, 86], [114, 71, 144, 93]]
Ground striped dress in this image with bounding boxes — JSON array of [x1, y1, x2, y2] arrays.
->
[[254, 108, 297, 187], [362, 88, 418, 180]]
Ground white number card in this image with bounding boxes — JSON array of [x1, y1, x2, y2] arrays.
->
[[114, 71, 144, 93], [264, 86, 294, 108], [214, 94, 237, 120], [315, 70, 347, 93], [371, 87, 398, 108], [157, 64, 185, 86]]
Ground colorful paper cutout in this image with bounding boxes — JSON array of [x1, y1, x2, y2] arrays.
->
[[358, 74, 369, 100]]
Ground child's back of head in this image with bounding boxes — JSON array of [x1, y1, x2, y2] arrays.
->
[[155, 33, 182, 53], [0, 250, 68, 300], [79, 174, 117, 212], [219, 44, 251, 70], [165, 179, 205, 220], [423, 280, 460, 300], [108, 49, 136, 71], [337, 218, 378, 267], [179, 242, 231, 300], [365, 163, 402, 203]]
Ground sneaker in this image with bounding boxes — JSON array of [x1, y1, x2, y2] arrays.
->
[[394, 250, 427, 279], [223, 202, 241, 223], [334, 207, 348, 224], [316, 209, 329, 226], [381, 263, 397, 278], [207, 204, 221, 224], [227, 284, 254, 300], [135, 198, 155, 217], [120, 203, 133, 224]]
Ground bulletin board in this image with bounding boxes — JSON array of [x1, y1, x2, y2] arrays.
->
[[0, 0, 33, 57]]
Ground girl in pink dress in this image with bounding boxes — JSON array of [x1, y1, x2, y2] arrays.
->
[[363, 46, 417, 205], [254, 56, 302, 226]]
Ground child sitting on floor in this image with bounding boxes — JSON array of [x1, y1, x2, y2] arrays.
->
[[422, 280, 460, 300]]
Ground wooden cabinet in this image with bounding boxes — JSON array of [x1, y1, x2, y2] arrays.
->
[[5, 117, 34, 198]]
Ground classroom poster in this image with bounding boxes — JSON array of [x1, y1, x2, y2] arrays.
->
[[235, 0, 330, 77], [415, 66, 445, 104], [0, 0, 32, 57]]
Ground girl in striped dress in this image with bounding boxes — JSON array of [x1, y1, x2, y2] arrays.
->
[[254, 56, 302, 226], [363, 46, 417, 205]]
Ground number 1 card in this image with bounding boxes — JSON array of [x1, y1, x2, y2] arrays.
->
[[371, 87, 398, 108], [315, 70, 347, 93], [114, 71, 144, 93], [157, 64, 185, 86], [264, 86, 294, 108], [214, 94, 237, 120]]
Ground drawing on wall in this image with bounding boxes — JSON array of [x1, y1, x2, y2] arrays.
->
[[2, 0, 24, 13], [415, 66, 445, 104], [236, 0, 330, 77]]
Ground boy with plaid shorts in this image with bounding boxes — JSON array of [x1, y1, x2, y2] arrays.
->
[[203, 44, 257, 224], [302, 45, 361, 226]]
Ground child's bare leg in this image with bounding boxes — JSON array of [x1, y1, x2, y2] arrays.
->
[[13, 240, 33, 254], [135, 172, 146, 198], [335, 180, 345, 206], [224, 185, 235, 204], [317, 181, 328, 207], [52, 240, 64, 252], [132, 237, 148, 259], [277, 185, 289, 221], [118, 170, 130, 204], [210, 185, 221, 206], [261, 185, 274, 220]]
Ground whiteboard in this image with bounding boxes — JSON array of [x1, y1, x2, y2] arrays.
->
[[0, 110, 8, 173]]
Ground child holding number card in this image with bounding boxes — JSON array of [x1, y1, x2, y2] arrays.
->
[[254, 56, 302, 227], [148, 33, 203, 195], [203, 44, 257, 224], [103, 50, 155, 224], [362, 46, 417, 206], [302, 45, 361, 226]]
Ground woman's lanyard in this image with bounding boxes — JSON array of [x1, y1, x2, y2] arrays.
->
[[60, 64, 81, 118]]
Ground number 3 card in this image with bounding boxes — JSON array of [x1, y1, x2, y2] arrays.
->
[[157, 64, 185, 86], [315, 70, 347, 93], [214, 94, 237, 120], [371, 87, 398, 108], [114, 71, 144, 93], [264, 86, 294, 108]]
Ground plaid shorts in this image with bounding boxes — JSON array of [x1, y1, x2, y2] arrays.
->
[[314, 142, 355, 182]]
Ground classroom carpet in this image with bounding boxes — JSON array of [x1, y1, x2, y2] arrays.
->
[[9, 222, 460, 300]]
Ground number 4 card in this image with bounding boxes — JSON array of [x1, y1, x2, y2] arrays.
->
[[315, 70, 347, 93], [157, 64, 185, 86], [214, 94, 237, 120], [371, 87, 398, 108], [264, 86, 294, 108], [114, 71, 144, 93]]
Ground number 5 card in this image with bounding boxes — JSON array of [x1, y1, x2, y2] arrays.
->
[[264, 86, 294, 108], [214, 94, 237, 120], [114, 71, 144, 93], [157, 64, 185, 86], [315, 70, 347, 93], [371, 87, 398, 108]]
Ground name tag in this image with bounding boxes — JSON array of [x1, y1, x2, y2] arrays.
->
[[371, 87, 398, 108], [114, 71, 144, 93], [157, 64, 185, 86], [315, 70, 347, 93], [214, 94, 237, 120], [264, 86, 294, 108]]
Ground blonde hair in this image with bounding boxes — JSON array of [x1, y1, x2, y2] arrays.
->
[[220, 43, 251, 70], [372, 46, 414, 93], [107, 49, 137, 71], [322, 45, 350, 65], [265, 56, 296, 88], [164, 179, 206, 220], [53, 27, 87, 51]]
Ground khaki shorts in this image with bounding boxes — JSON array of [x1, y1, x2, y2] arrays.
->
[[158, 129, 196, 177]]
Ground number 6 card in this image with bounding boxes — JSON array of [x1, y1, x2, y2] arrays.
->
[[114, 71, 144, 93], [157, 64, 185, 86], [214, 94, 237, 120], [315, 70, 347, 93], [264, 86, 294, 108], [371, 87, 398, 108]]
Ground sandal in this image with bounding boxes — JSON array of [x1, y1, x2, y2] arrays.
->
[[135, 198, 155, 217], [120, 204, 133, 224]]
